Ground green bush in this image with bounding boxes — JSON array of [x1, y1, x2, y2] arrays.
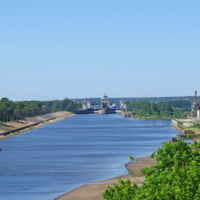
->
[[186, 134, 193, 139], [102, 139, 200, 200], [192, 123, 200, 128]]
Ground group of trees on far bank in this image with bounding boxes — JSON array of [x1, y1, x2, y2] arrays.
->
[[127, 100, 191, 118], [0, 98, 81, 123]]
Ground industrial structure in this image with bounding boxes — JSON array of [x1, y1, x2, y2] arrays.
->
[[101, 94, 110, 108], [189, 91, 200, 119], [82, 99, 91, 110], [120, 99, 127, 110], [172, 91, 200, 131], [77, 94, 126, 114]]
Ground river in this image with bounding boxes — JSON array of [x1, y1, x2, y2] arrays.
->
[[0, 114, 180, 200]]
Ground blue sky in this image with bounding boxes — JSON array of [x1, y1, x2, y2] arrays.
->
[[0, 0, 199, 101]]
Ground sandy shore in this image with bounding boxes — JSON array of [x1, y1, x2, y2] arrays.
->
[[55, 157, 156, 200]]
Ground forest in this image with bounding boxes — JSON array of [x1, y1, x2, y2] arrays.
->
[[0, 98, 81, 123], [127, 100, 191, 118]]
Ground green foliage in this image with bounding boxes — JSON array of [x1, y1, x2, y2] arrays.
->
[[186, 134, 193, 139], [127, 100, 174, 117], [0, 97, 81, 122], [158, 100, 191, 108], [127, 100, 191, 119], [173, 107, 191, 118], [103, 139, 200, 200], [102, 177, 139, 200], [129, 156, 134, 161], [191, 123, 200, 128], [51, 99, 81, 111]]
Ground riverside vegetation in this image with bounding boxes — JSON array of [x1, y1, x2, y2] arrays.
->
[[0, 97, 81, 123], [127, 100, 191, 120], [177, 123, 200, 136], [102, 138, 200, 200]]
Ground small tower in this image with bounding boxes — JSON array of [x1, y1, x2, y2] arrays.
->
[[120, 99, 127, 110], [197, 101, 200, 119], [87, 99, 91, 109], [197, 109, 200, 119], [101, 94, 110, 108], [82, 101, 87, 109]]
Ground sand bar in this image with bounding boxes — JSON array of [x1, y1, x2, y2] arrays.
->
[[55, 157, 156, 200]]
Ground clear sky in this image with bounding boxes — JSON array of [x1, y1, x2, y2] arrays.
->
[[0, 0, 199, 101]]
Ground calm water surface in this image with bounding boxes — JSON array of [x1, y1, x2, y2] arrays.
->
[[0, 114, 180, 200]]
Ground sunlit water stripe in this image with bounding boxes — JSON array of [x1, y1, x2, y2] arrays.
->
[[0, 114, 180, 200]]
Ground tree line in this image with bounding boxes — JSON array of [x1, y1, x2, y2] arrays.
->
[[127, 100, 191, 118], [158, 100, 191, 108], [0, 98, 81, 122]]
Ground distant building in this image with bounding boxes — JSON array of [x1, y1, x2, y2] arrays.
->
[[120, 99, 127, 110], [101, 94, 110, 108], [82, 99, 91, 109], [87, 99, 91, 109], [82, 102, 87, 109]]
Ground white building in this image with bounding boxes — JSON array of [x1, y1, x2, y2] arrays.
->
[[82, 99, 91, 109], [87, 99, 91, 109], [101, 94, 110, 108], [82, 102, 87, 109], [120, 99, 127, 110]]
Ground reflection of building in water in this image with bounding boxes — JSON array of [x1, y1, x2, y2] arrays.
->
[[101, 94, 110, 108]]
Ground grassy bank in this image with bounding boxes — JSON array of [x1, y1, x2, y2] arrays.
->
[[132, 115, 173, 120], [177, 123, 200, 134]]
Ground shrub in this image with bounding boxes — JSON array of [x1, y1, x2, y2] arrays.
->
[[192, 123, 200, 128], [186, 134, 193, 139], [102, 139, 200, 200]]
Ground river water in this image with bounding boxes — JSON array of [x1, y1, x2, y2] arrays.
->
[[0, 114, 180, 200]]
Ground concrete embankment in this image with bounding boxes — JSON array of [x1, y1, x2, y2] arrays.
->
[[0, 111, 75, 140], [171, 119, 200, 142], [172, 119, 200, 133], [121, 111, 132, 118]]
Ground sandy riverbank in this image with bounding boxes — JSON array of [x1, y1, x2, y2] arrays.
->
[[0, 112, 75, 140], [55, 157, 156, 200]]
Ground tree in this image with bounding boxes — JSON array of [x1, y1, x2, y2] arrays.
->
[[103, 139, 200, 200]]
